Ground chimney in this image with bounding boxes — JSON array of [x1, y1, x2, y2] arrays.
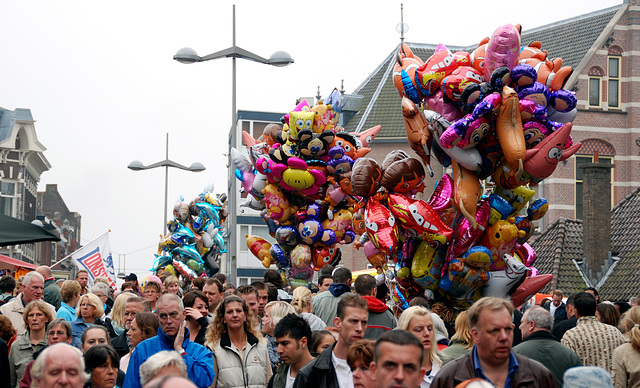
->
[[580, 150, 614, 284]]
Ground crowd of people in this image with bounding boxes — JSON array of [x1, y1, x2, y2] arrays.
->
[[0, 264, 639, 388]]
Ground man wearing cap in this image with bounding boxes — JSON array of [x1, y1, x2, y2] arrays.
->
[[121, 273, 142, 294]]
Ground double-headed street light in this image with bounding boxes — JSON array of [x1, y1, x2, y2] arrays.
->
[[173, 4, 293, 285], [128, 133, 205, 234], [173, 4, 293, 126]]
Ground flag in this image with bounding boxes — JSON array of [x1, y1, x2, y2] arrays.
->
[[71, 231, 116, 289]]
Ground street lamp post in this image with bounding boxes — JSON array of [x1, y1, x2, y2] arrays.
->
[[128, 133, 205, 234], [173, 4, 293, 285]]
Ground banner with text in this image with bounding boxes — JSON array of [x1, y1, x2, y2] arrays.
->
[[71, 231, 116, 289]]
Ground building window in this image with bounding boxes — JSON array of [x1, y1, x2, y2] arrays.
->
[[1, 181, 16, 217], [587, 66, 604, 108], [575, 155, 614, 220], [239, 224, 274, 253], [589, 77, 601, 107], [608, 56, 620, 108]]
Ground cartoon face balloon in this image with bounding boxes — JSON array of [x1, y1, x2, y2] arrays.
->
[[312, 245, 341, 271], [298, 218, 324, 245], [387, 193, 453, 247], [364, 196, 399, 255], [480, 217, 526, 271], [350, 158, 383, 197], [381, 157, 426, 194], [288, 110, 314, 140]]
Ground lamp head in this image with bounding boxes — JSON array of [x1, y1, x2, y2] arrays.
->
[[128, 160, 146, 171], [189, 162, 206, 172], [173, 47, 201, 64], [268, 51, 294, 67]]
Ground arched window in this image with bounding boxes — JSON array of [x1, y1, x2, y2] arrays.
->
[[588, 66, 604, 107]]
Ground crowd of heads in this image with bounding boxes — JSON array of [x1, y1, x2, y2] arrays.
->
[[1, 264, 640, 388]]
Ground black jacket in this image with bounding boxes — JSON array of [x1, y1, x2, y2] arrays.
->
[[111, 330, 129, 358], [544, 302, 568, 327], [551, 316, 577, 340], [0, 339, 9, 388], [292, 342, 339, 388]]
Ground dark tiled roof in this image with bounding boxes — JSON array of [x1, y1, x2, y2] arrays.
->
[[345, 5, 620, 138], [519, 6, 619, 70], [530, 186, 640, 301], [530, 218, 587, 296], [599, 186, 640, 301]]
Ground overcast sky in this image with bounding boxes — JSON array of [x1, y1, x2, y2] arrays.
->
[[0, 0, 622, 278]]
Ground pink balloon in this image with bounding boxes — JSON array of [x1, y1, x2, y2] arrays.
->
[[428, 175, 454, 214], [515, 243, 537, 267], [445, 198, 490, 266], [483, 24, 521, 80], [424, 91, 464, 123]]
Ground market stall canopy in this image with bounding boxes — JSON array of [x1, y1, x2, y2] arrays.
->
[[0, 254, 37, 270], [0, 214, 60, 247]]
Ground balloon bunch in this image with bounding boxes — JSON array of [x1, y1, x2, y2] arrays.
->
[[232, 89, 384, 288], [386, 24, 580, 310], [152, 191, 227, 280]]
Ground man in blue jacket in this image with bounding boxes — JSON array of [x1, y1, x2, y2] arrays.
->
[[124, 293, 214, 388]]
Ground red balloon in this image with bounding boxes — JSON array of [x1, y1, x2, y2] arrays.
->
[[387, 193, 453, 247], [364, 196, 399, 255]]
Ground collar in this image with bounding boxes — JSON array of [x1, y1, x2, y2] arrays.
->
[[219, 330, 259, 348], [361, 295, 388, 313], [472, 346, 519, 387], [521, 330, 559, 342], [328, 283, 351, 297], [576, 316, 599, 325], [158, 326, 192, 348]]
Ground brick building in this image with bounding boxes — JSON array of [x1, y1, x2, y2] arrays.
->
[[36, 184, 82, 267]]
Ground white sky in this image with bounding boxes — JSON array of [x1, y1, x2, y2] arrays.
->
[[0, 0, 622, 278]]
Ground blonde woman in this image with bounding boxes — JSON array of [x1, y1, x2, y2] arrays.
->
[[613, 306, 640, 387], [291, 286, 326, 331], [70, 293, 104, 348], [163, 275, 181, 296], [397, 306, 442, 388], [205, 295, 271, 387], [439, 310, 473, 365], [107, 291, 136, 337], [262, 301, 297, 370]]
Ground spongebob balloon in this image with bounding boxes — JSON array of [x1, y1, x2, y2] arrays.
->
[[289, 111, 314, 141]]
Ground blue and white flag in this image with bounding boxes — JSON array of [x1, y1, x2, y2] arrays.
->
[[71, 231, 116, 289]]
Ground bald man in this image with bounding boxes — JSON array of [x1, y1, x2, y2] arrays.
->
[[36, 266, 62, 310]]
